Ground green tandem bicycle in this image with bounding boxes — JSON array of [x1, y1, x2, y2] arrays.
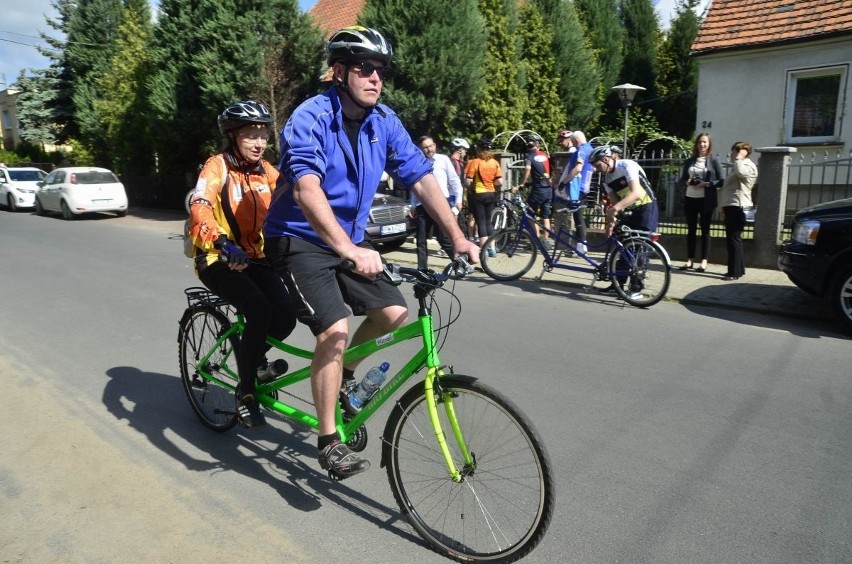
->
[[177, 258, 554, 563]]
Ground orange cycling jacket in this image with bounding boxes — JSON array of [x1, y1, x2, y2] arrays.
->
[[187, 152, 279, 264]]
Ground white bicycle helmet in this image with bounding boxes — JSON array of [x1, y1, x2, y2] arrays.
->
[[589, 145, 614, 164], [450, 138, 470, 150]]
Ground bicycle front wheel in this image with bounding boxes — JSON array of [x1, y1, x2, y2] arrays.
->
[[178, 305, 239, 431], [607, 237, 671, 307], [383, 376, 554, 563], [481, 228, 537, 281]]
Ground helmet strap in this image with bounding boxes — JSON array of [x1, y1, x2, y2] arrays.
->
[[335, 63, 378, 113]]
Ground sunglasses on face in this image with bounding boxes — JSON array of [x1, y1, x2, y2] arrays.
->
[[351, 62, 389, 80]]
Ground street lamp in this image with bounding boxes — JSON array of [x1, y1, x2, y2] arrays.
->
[[611, 83, 646, 157]]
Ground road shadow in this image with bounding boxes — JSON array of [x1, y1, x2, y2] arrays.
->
[[466, 270, 650, 311], [101, 365, 429, 549], [680, 284, 845, 338]]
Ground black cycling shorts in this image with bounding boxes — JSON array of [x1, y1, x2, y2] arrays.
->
[[265, 236, 406, 336]]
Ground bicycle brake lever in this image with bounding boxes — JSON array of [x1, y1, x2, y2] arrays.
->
[[450, 255, 475, 279], [380, 263, 405, 285]]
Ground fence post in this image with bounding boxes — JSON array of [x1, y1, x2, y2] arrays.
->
[[754, 146, 796, 268]]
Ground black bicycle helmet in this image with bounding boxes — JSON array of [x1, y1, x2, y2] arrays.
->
[[476, 137, 494, 150], [526, 133, 543, 147], [327, 26, 393, 66], [589, 145, 614, 164], [217, 100, 272, 135]]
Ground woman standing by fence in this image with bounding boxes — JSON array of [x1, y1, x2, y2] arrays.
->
[[677, 132, 724, 272], [719, 141, 758, 280]]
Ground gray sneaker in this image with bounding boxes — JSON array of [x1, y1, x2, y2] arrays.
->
[[319, 441, 370, 479]]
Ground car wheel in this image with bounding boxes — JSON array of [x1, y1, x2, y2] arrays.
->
[[116, 210, 127, 218], [829, 263, 852, 335], [7, 194, 16, 212], [61, 200, 76, 221], [35, 197, 46, 216]]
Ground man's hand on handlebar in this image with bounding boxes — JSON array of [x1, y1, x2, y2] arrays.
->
[[343, 245, 385, 279], [452, 237, 480, 265]]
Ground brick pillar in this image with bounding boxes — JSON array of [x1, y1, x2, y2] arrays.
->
[[753, 146, 796, 269]]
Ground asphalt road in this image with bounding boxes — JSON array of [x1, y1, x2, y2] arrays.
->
[[1, 209, 850, 563]]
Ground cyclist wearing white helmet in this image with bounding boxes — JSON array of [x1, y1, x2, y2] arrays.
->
[[589, 144, 658, 238], [449, 138, 475, 238], [264, 27, 480, 479], [187, 100, 298, 428]]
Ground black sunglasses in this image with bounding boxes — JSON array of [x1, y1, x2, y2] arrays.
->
[[351, 62, 389, 80]]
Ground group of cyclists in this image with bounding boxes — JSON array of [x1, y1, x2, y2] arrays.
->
[[185, 25, 660, 479]]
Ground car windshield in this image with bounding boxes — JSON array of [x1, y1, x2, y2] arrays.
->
[[8, 170, 45, 182], [73, 171, 119, 184]]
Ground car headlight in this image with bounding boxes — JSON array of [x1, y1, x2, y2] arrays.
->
[[792, 219, 820, 245]]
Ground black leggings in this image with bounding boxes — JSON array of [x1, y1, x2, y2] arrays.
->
[[471, 192, 497, 238], [198, 260, 297, 395]]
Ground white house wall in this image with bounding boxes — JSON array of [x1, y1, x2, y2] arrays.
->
[[694, 36, 852, 160]]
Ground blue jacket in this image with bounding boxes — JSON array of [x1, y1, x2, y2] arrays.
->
[[264, 86, 432, 248]]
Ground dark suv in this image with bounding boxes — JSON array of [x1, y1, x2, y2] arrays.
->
[[779, 197, 852, 334]]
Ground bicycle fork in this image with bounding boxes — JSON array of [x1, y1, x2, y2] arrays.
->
[[420, 315, 475, 483]]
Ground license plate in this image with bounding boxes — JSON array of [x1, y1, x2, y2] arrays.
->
[[92, 199, 113, 203], [380, 223, 406, 235]]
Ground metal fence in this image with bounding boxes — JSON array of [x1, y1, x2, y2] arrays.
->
[[786, 150, 852, 221]]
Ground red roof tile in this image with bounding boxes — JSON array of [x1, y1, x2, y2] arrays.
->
[[692, 0, 852, 55], [309, 0, 367, 39]]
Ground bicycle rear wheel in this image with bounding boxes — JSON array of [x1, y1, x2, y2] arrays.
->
[[481, 228, 537, 281], [178, 305, 239, 431], [383, 376, 554, 563], [607, 237, 671, 307]]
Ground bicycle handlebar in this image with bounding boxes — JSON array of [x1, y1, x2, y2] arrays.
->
[[380, 256, 475, 287], [338, 256, 475, 287]]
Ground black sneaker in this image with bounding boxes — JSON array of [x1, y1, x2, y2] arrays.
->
[[318, 441, 370, 479], [598, 283, 619, 295], [236, 393, 266, 428]]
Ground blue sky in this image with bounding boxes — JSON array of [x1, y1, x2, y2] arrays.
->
[[1, 0, 706, 90]]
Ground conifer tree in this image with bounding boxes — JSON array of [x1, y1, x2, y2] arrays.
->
[[471, 0, 526, 139], [575, 0, 624, 100], [517, 2, 565, 141], [533, 0, 601, 130], [359, 0, 487, 141], [657, 0, 701, 139], [94, 0, 154, 174], [148, 0, 322, 176], [14, 68, 61, 148], [619, 0, 659, 116]]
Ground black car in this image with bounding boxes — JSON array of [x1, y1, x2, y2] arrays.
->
[[366, 190, 415, 251], [779, 197, 852, 334]]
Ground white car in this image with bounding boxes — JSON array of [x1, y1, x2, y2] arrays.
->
[[0, 166, 47, 211], [36, 167, 128, 220]]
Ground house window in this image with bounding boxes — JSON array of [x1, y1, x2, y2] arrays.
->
[[1, 110, 10, 130], [785, 65, 847, 143]]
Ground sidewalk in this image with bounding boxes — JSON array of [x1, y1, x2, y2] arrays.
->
[[381, 238, 833, 321]]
